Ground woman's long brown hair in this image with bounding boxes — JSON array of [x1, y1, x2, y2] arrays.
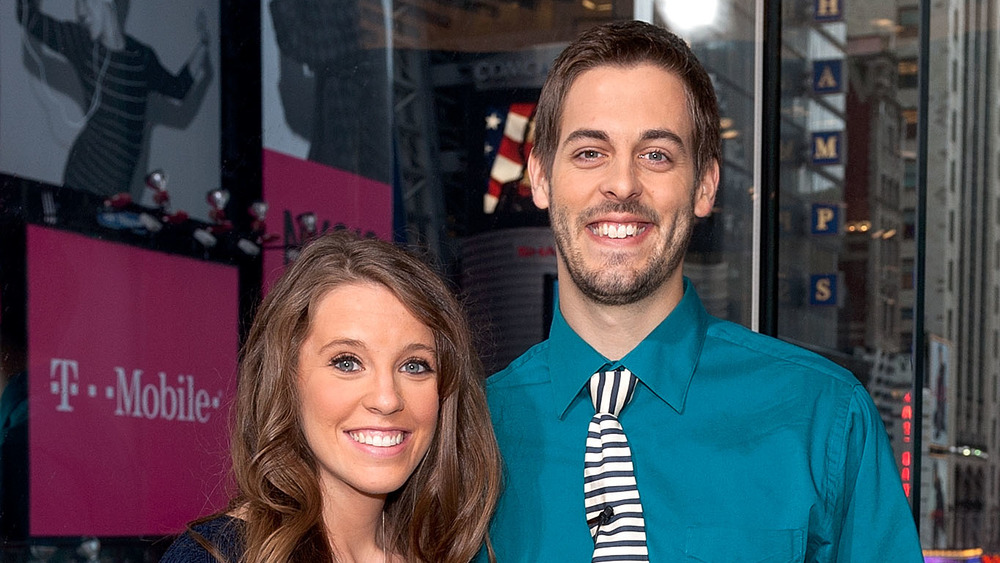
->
[[189, 231, 502, 562]]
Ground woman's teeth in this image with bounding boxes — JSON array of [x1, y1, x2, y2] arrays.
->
[[349, 431, 404, 447]]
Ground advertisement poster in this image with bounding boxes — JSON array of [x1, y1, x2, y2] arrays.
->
[[928, 457, 950, 549], [26, 226, 238, 536], [928, 335, 952, 447], [0, 0, 220, 221], [260, 0, 392, 288]]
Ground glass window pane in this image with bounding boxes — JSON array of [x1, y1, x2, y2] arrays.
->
[[651, 1, 758, 327], [923, 0, 1000, 549], [777, 0, 924, 539], [376, 2, 760, 372], [777, 0, 1000, 551]]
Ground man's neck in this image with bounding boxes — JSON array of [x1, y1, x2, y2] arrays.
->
[[558, 274, 685, 361]]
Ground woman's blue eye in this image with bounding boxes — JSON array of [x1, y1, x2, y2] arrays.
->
[[331, 356, 361, 372], [401, 360, 432, 374]]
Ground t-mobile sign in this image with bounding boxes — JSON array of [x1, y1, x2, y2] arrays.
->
[[27, 225, 238, 536]]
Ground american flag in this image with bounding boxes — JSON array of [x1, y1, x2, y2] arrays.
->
[[483, 102, 536, 214]]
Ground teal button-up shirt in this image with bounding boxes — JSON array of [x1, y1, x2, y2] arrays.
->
[[484, 280, 923, 562]]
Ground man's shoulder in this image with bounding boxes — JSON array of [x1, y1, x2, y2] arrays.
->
[[486, 338, 551, 390], [703, 316, 860, 388]]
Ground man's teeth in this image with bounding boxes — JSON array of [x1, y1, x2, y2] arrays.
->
[[593, 223, 645, 239], [349, 432, 404, 447]]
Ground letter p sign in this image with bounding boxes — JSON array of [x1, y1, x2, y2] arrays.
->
[[811, 131, 842, 165], [811, 204, 840, 235]]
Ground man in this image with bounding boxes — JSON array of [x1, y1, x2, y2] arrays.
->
[[484, 20, 924, 562]]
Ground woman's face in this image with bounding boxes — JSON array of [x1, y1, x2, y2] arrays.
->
[[75, 0, 113, 41], [297, 282, 440, 502]]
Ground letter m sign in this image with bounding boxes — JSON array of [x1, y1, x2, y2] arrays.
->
[[811, 131, 842, 165]]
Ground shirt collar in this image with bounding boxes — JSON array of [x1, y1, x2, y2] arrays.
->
[[547, 278, 709, 419]]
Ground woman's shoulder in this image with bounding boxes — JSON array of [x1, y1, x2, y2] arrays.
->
[[160, 515, 245, 563]]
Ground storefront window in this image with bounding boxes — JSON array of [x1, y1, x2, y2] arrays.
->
[[776, 0, 1000, 552], [2, 0, 999, 557]]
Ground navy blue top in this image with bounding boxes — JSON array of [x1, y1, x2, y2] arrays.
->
[[484, 280, 924, 562], [160, 515, 244, 562]]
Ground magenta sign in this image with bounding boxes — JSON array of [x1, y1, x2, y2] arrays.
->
[[261, 148, 393, 291], [27, 225, 238, 536]]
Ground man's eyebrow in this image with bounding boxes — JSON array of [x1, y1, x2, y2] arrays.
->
[[562, 128, 688, 154], [640, 128, 687, 150], [563, 129, 610, 144]]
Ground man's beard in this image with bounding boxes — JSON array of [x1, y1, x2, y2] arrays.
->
[[549, 197, 695, 306]]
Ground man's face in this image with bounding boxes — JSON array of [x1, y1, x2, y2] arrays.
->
[[528, 63, 718, 306]]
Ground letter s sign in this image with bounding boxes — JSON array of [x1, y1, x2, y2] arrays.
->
[[809, 274, 838, 306]]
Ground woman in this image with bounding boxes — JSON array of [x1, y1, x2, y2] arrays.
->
[[162, 232, 502, 562], [16, 0, 210, 198]]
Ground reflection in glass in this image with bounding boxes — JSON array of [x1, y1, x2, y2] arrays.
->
[[650, 0, 758, 326], [776, 0, 1000, 552], [778, 0, 919, 531]]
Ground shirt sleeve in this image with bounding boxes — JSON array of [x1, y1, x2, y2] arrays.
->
[[144, 48, 194, 100], [831, 385, 924, 562], [269, 0, 307, 63], [16, 0, 92, 67]]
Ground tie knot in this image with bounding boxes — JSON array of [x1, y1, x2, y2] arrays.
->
[[588, 367, 638, 416]]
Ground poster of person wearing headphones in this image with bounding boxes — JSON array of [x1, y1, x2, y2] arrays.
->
[[0, 0, 218, 220]]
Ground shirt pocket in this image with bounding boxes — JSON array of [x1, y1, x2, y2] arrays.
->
[[683, 526, 805, 562]]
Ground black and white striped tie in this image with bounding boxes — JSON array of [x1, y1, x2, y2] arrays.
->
[[584, 367, 648, 562]]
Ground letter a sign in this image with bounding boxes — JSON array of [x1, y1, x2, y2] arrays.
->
[[814, 0, 843, 22], [811, 131, 843, 165], [813, 60, 843, 94]]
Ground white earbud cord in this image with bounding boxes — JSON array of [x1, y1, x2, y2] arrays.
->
[[18, 6, 111, 143]]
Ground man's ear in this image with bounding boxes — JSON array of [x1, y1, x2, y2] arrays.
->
[[527, 150, 550, 210], [694, 159, 720, 218]]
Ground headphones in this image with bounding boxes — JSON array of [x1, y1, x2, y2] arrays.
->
[[20, 1, 116, 133]]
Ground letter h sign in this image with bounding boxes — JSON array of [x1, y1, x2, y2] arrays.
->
[[814, 0, 842, 22]]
